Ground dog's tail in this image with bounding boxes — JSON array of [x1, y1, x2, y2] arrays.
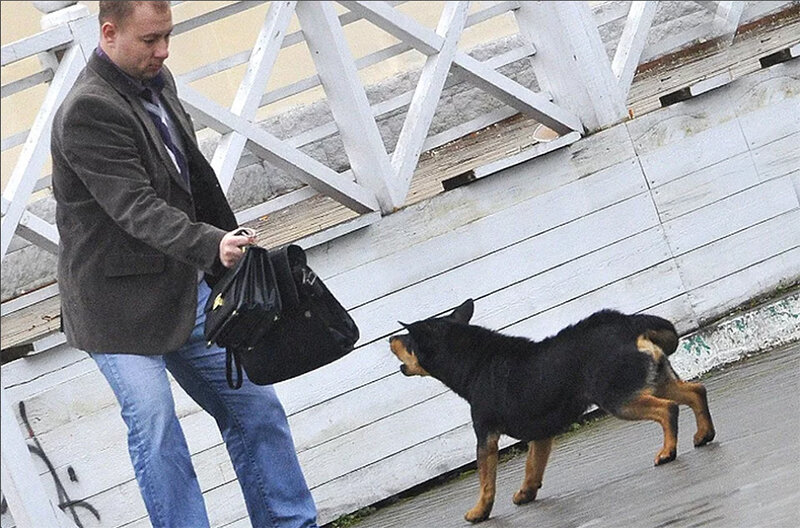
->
[[631, 314, 679, 356]]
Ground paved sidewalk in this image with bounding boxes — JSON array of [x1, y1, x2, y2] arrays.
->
[[349, 341, 800, 528]]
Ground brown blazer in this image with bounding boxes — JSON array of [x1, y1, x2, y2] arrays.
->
[[51, 52, 238, 355]]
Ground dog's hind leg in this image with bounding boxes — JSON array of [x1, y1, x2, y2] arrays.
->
[[513, 437, 554, 506], [465, 432, 500, 523], [614, 393, 679, 466], [656, 378, 716, 447]]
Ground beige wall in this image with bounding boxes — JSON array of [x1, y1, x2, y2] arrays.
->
[[1, 1, 518, 190]]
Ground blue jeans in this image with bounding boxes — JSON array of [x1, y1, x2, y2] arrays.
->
[[91, 280, 317, 528]]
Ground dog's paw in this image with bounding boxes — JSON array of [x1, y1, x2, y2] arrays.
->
[[694, 428, 716, 447], [512, 488, 538, 505], [464, 506, 492, 523], [654, 448, 677, 466]]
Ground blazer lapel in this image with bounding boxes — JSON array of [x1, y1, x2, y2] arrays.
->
[[131, 101, 192, 194], [88, 53, 192, 195]]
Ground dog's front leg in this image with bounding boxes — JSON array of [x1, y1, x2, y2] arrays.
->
[[465, 432, 500, 523], [513, 437, 553, 505]]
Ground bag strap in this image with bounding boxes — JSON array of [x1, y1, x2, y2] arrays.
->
[[226, 349, 244, 389], [270, 245, 301, 309]]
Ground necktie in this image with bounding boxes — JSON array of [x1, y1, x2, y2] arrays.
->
[[142, 88, 190, 187]]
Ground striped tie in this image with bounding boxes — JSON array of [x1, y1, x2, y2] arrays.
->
[[142, 88, 190, 186]]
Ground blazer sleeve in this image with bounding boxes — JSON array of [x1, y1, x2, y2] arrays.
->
[[58, 91, 226, 273]]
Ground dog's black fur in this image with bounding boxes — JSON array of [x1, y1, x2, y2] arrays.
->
[[390, 299, 715, 523]]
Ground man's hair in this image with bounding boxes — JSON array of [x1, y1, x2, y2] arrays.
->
[[98, 1, 171, 28]]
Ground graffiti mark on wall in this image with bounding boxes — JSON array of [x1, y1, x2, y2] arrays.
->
[[0, 402, 101, 527]]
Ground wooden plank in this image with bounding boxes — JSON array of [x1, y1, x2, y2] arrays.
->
[[688, 246, 800, 321], [177, 80, 380, 214], [751, 132, 800, 182], [233, 186, 318, 225], [17, 211, 59, 255], [473, 228, 672, 331], [688, 70, 733, 96], [296, 1, 398, 212], [1, 293, 61, 351], [172, 1, 267, 36], [661, 176, 799, 255], [738, 97, 800, 150], [675, 208, 800, 290], [506, 260, 693, 347], [1, 284, 59, 317], [651, 152, 760, 222], [1, 129, 29, 152], [1, 44, 85, 260], [210, 1, 298, 192], [310, 421, 477, 523], [0, 25, 72, 67], [632, 117, 748, 188], [612, 1, 659, 99], [294, 211, 380, 250], [471, 131, 581, 179], [390, 2, 470, 201], [1, 69, 55, 99], [331, 161, 648, 312], [306, 124, 636, 280]]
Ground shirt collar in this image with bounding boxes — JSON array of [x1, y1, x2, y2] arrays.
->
[[95, 47, 165, 101]]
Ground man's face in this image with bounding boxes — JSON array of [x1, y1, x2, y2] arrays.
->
[[102, 3, 173, 80]]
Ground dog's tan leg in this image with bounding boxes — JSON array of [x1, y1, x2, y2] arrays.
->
[[513, 437, 553, 505], [657, 379, 716, 447], [616, 393, 679, 466], [465, 433, 500, 523]]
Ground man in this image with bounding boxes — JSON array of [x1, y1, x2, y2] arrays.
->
[[51, 2, 318, 526]]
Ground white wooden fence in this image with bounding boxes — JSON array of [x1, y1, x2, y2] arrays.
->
[[2, 1, 797, 526]]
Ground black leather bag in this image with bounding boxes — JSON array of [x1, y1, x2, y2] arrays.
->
[[206, 244, 359, 388], [204, 245, 282, 354]]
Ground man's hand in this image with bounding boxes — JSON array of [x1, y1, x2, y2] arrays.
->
[[219, 228, 257, 268]]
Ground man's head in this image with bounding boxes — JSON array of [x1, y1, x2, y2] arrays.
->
[[99, 1, 172, 81]]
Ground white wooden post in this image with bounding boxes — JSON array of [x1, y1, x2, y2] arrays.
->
[[1, 387, 77, 528], [390, 1, 470, 202], [514, 1, 627, 132], [210, 1, 298, 193], [713, 1, 744, 45], [296, 1, 400, 213], [612, 1, 659, 100]]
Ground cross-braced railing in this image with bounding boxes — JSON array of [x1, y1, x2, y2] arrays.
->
[[1, 1, 756, 268]]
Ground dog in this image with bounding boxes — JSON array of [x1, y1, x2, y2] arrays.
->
[[389, 299, 715, 523]]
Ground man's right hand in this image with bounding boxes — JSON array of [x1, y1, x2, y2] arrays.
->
[[219, 229, 257, 268]]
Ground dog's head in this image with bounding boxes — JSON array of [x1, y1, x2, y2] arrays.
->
[[389, 299, 474, 377]]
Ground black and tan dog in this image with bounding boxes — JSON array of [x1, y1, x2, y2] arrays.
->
[[389, 299, 715, 523]]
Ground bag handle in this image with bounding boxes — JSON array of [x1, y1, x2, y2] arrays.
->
[[226, 349, 244, 389]]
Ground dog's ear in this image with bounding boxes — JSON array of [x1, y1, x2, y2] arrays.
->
[[450, 298, 474, 324]]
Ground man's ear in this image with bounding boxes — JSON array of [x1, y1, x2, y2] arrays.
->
[[450, 298, 474, 324]]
